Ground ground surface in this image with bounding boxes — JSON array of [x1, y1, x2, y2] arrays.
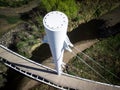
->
[[0, 0, 39, 37]]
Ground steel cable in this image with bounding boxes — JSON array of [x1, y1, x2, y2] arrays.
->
[[72, 51, 111, 84], [73, 47, 120, 80]]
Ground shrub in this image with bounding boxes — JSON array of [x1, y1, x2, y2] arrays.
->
[[6, 16, 20, 24], [39, 0, 78, 20], [0, 14, 20, 24], [0, 0, 33, 7], [0, 63, 7, 88]]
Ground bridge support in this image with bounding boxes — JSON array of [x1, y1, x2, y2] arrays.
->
[[43, 11, 73, 75]]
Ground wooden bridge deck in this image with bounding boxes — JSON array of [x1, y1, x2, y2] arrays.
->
[[0, 45, 120, 90]]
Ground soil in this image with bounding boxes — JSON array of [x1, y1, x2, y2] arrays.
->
[[17, 77, 39, 90]]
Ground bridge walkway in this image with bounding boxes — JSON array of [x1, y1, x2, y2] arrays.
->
[[0, 45, 120, 90]]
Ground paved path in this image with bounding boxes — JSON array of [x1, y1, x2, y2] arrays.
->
[[0, 45, 120, 90]]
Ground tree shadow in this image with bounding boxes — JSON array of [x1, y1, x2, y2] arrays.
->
[[68, 19, 105, 44], [0, 68, 24, 90], [30, 43, 52, 63]]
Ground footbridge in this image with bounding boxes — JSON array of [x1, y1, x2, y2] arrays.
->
[[0, 45, 120, 90]]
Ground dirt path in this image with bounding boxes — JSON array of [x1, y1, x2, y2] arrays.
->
[[18, 77, 39, 90], [43, 40, 98, 68], [0, 0, 39, 16], [0, 0, 40, 37]]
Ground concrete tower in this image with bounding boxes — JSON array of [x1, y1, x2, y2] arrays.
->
[[43, 11, 73, 75]]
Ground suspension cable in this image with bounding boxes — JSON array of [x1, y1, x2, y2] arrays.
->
[[73, 47, 120, 80], [72, 51, 111, 84]]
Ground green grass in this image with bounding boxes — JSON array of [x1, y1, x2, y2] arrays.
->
[[15, 26, 42, 58], [76, 0, 120, 22], [39, 0, 78, 20], [6, 16, 20, 24], [0, 14, 21, 24], [0, 0, 33, 7], [67, 34, 120, 85]]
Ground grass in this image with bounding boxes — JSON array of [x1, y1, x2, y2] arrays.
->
[[76, 0, 120, 22], [0, 0, 33, 7], [66, 33, 120, 85], [0, 14, 22, 37], [39, 0, 78, 20], [0, 14, 21, 24], [0, 63, 7, 88], [15, 26, 42, 58], [6, 16, 21, 24]]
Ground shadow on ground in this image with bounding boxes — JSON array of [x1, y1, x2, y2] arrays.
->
[[0, 69, 23, 90], [68, 19, 105, 44], [31, 43, 52, 63]]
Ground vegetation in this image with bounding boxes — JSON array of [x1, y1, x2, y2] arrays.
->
[[0, 14, 20, 24], [37, 0, 120, 31], [0, 75, 6, 88], [0, 63, 7, 88], [66, 33, 120, 85], [0, 0, 33, 7], [39, 0, 78, 20], [75, 0, 120, 23], [39, 0, 120, 21], [15, 24, 43, 58]]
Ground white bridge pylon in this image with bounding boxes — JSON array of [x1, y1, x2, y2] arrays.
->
[[43, 11, 73, 75]]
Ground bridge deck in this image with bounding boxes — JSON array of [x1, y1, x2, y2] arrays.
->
[[0, 45, 120, 90]]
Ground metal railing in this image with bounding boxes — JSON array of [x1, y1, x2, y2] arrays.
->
[[0, 44, 120, 89]]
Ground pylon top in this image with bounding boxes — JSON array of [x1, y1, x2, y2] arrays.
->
[[43, 11, 68, 31]]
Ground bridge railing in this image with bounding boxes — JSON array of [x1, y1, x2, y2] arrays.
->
[[0, 45, 72, 90], [0, 45, 56, 71], [1, 44, 120, 89]]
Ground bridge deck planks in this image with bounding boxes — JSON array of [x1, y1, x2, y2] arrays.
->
[[0, 46, 120, 90]]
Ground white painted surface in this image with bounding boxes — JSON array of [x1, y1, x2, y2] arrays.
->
[[43, 11, 72, 75], [43, 11, 68, 31]]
